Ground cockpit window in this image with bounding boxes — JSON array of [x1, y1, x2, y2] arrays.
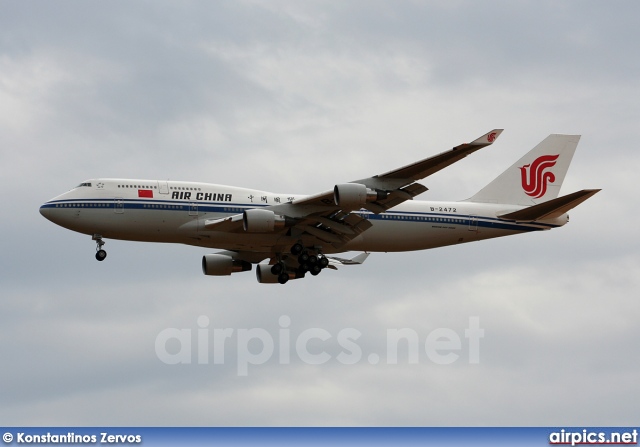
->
[[76, 182, 92, 188]]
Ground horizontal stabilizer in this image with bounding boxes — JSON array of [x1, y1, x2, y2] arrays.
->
[[326, 252, 370, 270], [498, 189, 601, 222]]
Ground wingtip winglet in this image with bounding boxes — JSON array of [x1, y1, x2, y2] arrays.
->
[[474, 129, 504, 145], [471, 129, 504, 146]]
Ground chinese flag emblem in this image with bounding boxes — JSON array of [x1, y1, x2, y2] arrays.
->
[[138, 189, 153, 198]]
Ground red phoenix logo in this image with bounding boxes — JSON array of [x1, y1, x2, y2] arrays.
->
[[519, 154, 559, 198], [487, 132, 497, 142]]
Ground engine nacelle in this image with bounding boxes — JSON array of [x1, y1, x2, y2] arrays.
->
[[255, 264, 281, 284], [243, 209, 286, 233], [202, 254, 252, 276], [255, 264, 304, 284], [333, 183, 386, 208]]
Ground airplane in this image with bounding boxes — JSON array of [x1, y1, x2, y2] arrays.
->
[[39, 130, 600, 284]]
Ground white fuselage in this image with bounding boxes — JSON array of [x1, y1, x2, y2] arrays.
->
[[39, 178, 567, 257]]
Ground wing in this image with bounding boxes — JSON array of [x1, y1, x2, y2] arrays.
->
[[203, 129, 503, 249], [354, 128, 504, 191], [278, 128, 503, 213]]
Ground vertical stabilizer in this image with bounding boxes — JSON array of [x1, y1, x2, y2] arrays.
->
[[466, 134, 580, 206]]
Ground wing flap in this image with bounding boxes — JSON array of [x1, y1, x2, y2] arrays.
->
[[307, 216, 358, 234], [363, 182, 429, 213], [299, 225, 346, 244], [296, 211, 373, 248]]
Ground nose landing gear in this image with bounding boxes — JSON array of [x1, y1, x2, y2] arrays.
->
[[93, 234, 107, 261]]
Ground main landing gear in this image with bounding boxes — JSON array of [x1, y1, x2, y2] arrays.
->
[[273, 243, 330, 284], [93, 234, 107, 261]]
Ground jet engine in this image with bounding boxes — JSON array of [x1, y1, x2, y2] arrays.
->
[[202, 254, 252, 276], [255, 264, 305, 284], [255, 264, 281, 283], [243, 209, 287, 233], [333, 183, 387, 208]]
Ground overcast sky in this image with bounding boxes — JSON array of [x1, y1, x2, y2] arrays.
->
[[1, 0, 639, 426]]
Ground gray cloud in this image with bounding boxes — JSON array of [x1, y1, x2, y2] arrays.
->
[[1, 0, 638, 426]]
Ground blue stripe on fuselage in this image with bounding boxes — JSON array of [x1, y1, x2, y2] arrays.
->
[[40, 198, 557, 233]]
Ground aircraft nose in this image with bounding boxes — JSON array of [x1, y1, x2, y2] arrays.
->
[[39, 202, 54, 221]]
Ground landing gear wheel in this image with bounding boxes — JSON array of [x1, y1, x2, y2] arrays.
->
[[308, 255, 318, 265], [291, 243, 304, 256], [310, 265, 322, 276], [298, 252, 309, 264], [318, 255, 329, 269], [93, 235, 107, 262], [278, 273, 289, 284], [270, 263, 284, 275]]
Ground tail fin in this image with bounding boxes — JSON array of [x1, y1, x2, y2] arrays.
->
[[466, 134, 580, 206]]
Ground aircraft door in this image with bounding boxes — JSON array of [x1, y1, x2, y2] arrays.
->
[[114, 198, 124, 214], [158, 181, 169, 194], [188, 202, 201, 231], [468, 215, 478, 232]]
